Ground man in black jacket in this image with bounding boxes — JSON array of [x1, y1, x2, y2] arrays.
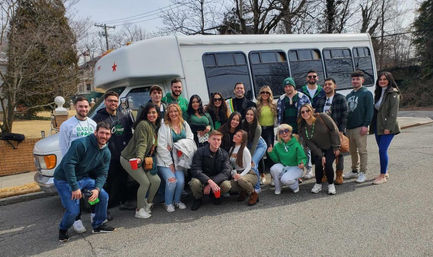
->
[[93, 91, 134, 210], [315, 77, 348, 185], [189, 130, 232, 210], [226, 82, 256, 118]]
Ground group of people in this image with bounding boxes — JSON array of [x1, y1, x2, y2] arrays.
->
[[53, 71, 401, 242]]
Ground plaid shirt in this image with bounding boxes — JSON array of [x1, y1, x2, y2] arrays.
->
[[315, 93, 348, 132], [277, 91, 311, 125]]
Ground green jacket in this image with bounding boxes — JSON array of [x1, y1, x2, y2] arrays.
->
[[162, 92, 189, 117], [370, 87, 401, 135], [268, 136, 307, 167], [346, 87, 374, 129], [54, 134, 111, 191], [121, 120, 157, 163]]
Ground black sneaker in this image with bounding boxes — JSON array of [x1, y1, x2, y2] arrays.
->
[[92, 224, 116, 233], [59, 229, 69, 242], [191, 198, 202, 211]]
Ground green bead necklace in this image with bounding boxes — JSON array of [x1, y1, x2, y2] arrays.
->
[[305, 122, 315, 140]]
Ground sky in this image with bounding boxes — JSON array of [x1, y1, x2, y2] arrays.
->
[[68, 0, 172, 33]]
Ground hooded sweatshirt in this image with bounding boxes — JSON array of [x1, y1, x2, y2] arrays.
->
[[268, 136, 307, 167]]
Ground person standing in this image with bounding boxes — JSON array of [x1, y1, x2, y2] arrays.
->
[[205, 92, 228, 130], [369, 72, 401, 185], [162, 78, 189, 116], [185, 94, 213, 147], [344, 71, 374, 183], [137, 85, 167, 121], [93, 91, 134, 210], [189, 130, 232, 210], [58, 96, 97, 233], [120, 103, 161, 219], [315, 78, 348, 184], [300, 70, 325, 110], [226, 82, 256, 118], [54, 122, 115, 242]]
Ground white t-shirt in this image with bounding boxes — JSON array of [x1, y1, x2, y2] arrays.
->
[[59, 116, 97, 155], [307, 87, 317, 99], [229, 144, 252, 177]]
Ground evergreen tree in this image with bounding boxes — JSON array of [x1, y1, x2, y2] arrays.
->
[[1, 0, 77, 133], [413, 0, 433, 78]]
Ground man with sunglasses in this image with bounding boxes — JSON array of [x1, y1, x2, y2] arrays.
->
[[316, 78, 348, 184], [93, 91, 134, 214], [301, 70, 325, 110]]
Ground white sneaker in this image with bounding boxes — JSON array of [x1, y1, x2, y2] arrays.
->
[[73, 219, 86, 233], [344, 171, 359, 179], [165, 204, 175, 213], [135, 208, 151, 219], [292, 187, 300, 193], [328, 184, 336, 195], [274, 189, 281, 195], [356, 172, 366, 183], [311, 183, 322, 194], [303, 169, 314, 179], [270, 180, 275, 186], [175, 202, 187, 209], [144, 201, 153, 214]]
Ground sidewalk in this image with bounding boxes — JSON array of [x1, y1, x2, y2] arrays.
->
[[0, 116, 432, 204]]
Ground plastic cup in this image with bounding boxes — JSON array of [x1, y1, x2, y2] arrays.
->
[[129, 158, 139, 170], [213, 189, 221, 199]]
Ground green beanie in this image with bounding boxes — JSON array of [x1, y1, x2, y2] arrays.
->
[[283, 77, 296, 87]]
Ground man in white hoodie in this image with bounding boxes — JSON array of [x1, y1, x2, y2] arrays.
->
[[58, 96, 97, 233]]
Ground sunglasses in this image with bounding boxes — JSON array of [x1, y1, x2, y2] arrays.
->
[[279, 129, 290, 135], [308, 75, 317, 79], [260, 91, 271, 95], [213, 98, 222, 102], [301, 109, 311, 114]]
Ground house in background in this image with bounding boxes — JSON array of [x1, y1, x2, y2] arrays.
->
[[77, 56, 103, 103]]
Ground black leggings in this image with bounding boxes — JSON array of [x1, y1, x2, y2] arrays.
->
[[313, 148, 336, 184], [261, 126, 275, 147]]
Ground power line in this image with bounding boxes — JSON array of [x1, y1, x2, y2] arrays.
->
[[99, 3, 180, 25], [94, 24, 116, 51]]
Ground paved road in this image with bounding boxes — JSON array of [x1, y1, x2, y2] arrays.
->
[[1, 124, 433, 257]]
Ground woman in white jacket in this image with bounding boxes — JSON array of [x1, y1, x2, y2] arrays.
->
[[157, 104, 194, 212]]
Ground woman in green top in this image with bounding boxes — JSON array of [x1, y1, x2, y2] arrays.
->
[[205, 92, 228, 130], [268, 124, 307, 194], [120, 103, 161, 219], [186, 94, 213, 147]]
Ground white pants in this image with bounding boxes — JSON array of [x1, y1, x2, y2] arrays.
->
[[270, 164, 303, 192]]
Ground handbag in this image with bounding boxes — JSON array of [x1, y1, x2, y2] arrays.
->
[[144, 134, 158, 175], [339, 132, 349, 153]]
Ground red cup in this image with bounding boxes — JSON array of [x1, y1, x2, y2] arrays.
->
[[213, 189, 221, 199], [129, 158, 138, 170]]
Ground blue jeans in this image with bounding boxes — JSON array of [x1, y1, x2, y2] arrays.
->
[[375, 133, 395, 174], [54, 177, 108, 230], [157, 166, 185, 205], [251, 137, 267, 191]]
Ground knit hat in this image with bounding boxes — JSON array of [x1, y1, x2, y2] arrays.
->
[[283, 77, 296, 87]]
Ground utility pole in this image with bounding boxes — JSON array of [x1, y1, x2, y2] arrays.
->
[[95, 24, 116, 51]]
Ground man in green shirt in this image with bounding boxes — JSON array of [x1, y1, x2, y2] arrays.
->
[[162, 78, 189, 117]]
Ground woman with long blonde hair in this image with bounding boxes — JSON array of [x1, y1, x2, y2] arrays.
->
[[156, 104, 194, 212], [256, 86, 277, 150]]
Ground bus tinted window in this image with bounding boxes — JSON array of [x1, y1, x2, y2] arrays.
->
[[202, 52, 253, 100], [288, 49, 325, 88], [126, 87, 151, 110], [249, 50, 290, 97], [353, 47, 374, 86], [323, 48, 354, 89]]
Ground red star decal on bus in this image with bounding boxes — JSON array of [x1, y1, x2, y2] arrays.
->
[[97, 65, 101, 71], [112, 62, 117, 72]]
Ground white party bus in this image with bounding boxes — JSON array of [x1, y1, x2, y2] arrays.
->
[[34, 33, 377, 192]]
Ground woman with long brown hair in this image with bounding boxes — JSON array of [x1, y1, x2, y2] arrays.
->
[[298, 104, 340, 195], [205, 92, 228, 130], [370, 71, 400, 185], [229, 130, 259, 206], [219, 112, 242, 152]]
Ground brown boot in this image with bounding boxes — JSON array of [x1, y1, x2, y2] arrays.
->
[[335, 170, 344, 185], [321, 175, 327, 183], [248, 191, 259, 206], [237, 191, 247, 201]]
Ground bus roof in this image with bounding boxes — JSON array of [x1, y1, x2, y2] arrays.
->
[[94, 33, 372, 90]]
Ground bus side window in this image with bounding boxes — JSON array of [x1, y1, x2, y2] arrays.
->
[[248, 50, 290, 97], [288, 49, 325, 89], [323, 48, 354, 89], [202, 52, 253, 100], [353, 47, 374, 86]]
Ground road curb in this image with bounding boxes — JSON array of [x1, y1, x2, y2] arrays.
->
[[400, 120, 433, 130], [0, 191, 56, 206]]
